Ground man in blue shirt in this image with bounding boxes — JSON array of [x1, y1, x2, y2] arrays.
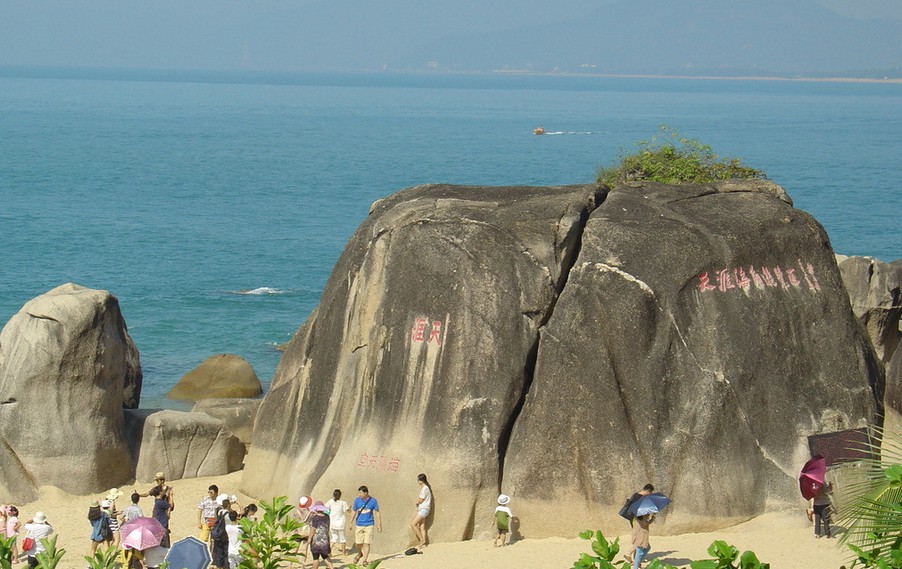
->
[[351, 485, 382, 565]]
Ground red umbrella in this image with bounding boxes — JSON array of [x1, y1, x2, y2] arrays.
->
[[800, 454, 827, 500]]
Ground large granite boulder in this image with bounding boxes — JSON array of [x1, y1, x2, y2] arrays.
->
[[124, 409, 244, 481], [837, 256, 901, 365], [504, 181, 881, 536], [0, 283, 142, 501], [884, 337, 902, 435], [168, 354, 262, 401], [192, 398, 261, 447], [241, 181, 881, 547], [242, 184, 602, 549]]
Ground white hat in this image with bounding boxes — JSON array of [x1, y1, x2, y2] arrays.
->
[[101, 500, 112, 509], [298, 495, 312, 508], [497, 494, 510, 506], [216, 494, 230, 506], [34, 512, 47, 523]]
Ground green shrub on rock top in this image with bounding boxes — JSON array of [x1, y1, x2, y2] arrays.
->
[[597, 126, 766, 186]]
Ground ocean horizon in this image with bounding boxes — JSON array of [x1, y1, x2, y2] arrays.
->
[[1, 70, 899, 407]]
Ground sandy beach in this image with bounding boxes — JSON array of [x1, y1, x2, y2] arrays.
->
[[11, 470, 850, 569]]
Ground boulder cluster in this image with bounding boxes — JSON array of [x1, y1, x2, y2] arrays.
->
[[0, 181, 897, 552]]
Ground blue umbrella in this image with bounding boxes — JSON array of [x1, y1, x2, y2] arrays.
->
[[165, 536, 212, 569], [627, 493, 671, 517]]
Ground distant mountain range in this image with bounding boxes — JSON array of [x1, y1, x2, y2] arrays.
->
[[286, 0, 902, 77]]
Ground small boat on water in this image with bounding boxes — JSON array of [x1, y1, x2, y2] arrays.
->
[[533, 126, 545, 135]]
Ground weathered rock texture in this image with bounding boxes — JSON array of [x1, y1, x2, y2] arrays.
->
[[242, 184, 601, 548], [124, 409, 244, 481], [241, 182, 881, 548], [168, 354, 262, 401], [504, 181, 881, 536], [0, 283, 142, 501], [836, 256, 901, 365], [192, 398, 261, 447]]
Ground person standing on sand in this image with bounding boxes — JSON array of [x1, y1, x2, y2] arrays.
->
[[137, 472, 175, 513], [324, 489, 349, 556], [6, 506, 21, 563], [494, 494, 513, 547], [410, 473, 432, 549], [625, 513, 654, 568], [351, 485, 382, 566], [809, 482, 833, 538], [88, 500, 111, 553], [22, 512, 53, 569], [309, 501, 334, 569], [122, 493, 144, 524], [198, 485, 220, 547], [152, 493, 172, 548], [621, 483, 655, 527]]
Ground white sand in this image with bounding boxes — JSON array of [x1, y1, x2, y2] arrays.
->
[[13, 471, 850, 568]]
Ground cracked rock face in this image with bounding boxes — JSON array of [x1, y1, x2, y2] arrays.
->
[[242, 181, 880, 546], [0, 283, 142, 500], [242, 184, 602, 549], [504, 181, 881, 535]]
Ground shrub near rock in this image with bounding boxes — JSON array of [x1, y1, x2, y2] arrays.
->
[[168, 354, 262, 400]]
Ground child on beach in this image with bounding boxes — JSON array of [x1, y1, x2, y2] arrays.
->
[[626, 513, 654, 568], [494, 494, 512, 547]]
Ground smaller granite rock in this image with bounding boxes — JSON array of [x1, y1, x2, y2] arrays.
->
[[124, 409, 244, 480], [192, 398, 261, 447], [168, 354, 262, 401], [837, 256, 902, 364]]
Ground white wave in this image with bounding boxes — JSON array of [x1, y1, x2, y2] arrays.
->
[[545, 131, 600, 135], [233, 287, 289, 296]]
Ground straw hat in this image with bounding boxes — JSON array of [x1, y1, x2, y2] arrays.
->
[[106, 488, 124, 501], [154, 472, 166, 481], [89, 500, 100, 508]]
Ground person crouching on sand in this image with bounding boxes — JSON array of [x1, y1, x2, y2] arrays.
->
[[626, 513, 654, 568]]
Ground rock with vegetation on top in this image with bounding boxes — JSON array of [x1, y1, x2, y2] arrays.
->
[[240, 181, 881, 546], [0, 283, 142, 501], [168, 354, 262, 401]]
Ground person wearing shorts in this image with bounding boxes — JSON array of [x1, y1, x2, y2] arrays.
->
[[409, 473, 432, 548], [351, 486, 381, 566]]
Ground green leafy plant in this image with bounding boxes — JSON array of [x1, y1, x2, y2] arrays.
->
[[571, 529, 675, 569], [689, 540, 770, 569], [597, 126, 766, 186], [83, 544, 120, 569], [34, 535, 65, 569], [238, 496, 306, 569], [835, 426, 902, 568], [0, 535, 16, 569]]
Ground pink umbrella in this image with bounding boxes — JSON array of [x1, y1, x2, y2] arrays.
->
[[800, 455, 827, 500], [120, 516, 166, 551]]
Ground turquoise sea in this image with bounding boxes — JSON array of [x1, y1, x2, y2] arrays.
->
[[1, 71, 900, 407]]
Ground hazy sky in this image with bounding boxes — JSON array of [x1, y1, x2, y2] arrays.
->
[[2, 0, 900, 74]]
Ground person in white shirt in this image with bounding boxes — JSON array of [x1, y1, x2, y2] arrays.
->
[[324, 489, 350, 556], [410, 473, 433, 549], [23, 511, 53, 568], [225, 511, 242, 569]]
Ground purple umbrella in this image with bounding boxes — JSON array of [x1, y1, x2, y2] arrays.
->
[[120, 517, 166, 551], [800, 455, 827, 500]]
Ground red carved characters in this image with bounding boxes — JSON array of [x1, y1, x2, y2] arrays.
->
[[697, 262, 822, 294]]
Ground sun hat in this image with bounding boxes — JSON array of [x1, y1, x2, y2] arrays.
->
[[89, 500, 100, 508], [34, 512, 47, 523], [216, 494, 230, 506], [497, 494, 510, 506], [154, 472, 166, 481], [298, 495, 312, 508], [106, 488, 124, 501], [310, 500, 327, 513], [101, 500, 111, 509]]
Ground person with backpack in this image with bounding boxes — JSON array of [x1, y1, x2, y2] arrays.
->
[[494, 494, 512, 547], [211, 495, 231, 569], [88, 500, 112, 553], [309, 501, 334, 569]]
